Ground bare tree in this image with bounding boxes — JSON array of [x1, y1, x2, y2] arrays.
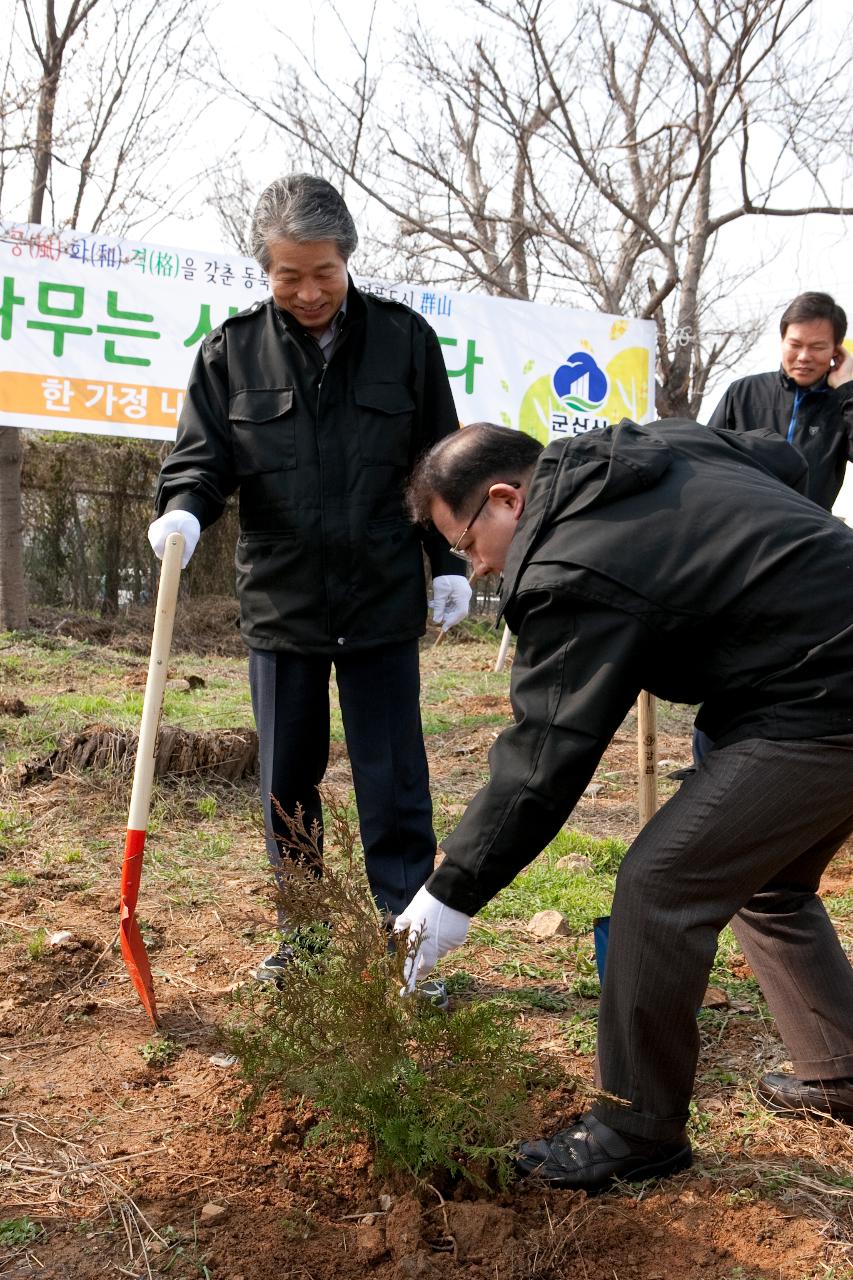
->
[[0, 0, 207, 629], [242, 0, 852, 419]]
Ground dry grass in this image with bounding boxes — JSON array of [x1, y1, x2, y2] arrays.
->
[[0, 1114, 174, 1277]]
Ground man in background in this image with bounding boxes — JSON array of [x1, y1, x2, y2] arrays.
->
[[148, 174, 470, 993], [709, 291, 853, 511]]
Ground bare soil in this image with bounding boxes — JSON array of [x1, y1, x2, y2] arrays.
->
[[1, 611, 851, 1280]]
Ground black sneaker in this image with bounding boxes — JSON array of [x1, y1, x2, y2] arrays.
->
[[516, 1112, 692, 1191], [415, 976, 450, 1011], [254, 940, 298, 985], [254, 925, 330, 985]]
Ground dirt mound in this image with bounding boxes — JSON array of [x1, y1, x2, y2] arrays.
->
[[5, 723, 258, 789], [0, 696, 29, 717]]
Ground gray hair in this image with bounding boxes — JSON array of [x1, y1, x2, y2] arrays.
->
[[250, 174, 358, 270]]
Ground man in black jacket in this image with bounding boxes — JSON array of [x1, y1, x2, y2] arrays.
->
[[396, 419, 853, 1191], [148, 175, 469, 989], [708, 291, 853, 511]]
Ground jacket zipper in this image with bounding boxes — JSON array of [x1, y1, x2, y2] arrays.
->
[[787, 388, 805, 443]]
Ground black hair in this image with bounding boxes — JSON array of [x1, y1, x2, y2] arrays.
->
[[406, 422, 543, 524], [780, 292, 846, 345]]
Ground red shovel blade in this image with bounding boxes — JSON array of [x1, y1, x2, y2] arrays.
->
[[119, 828, 159, 1026]]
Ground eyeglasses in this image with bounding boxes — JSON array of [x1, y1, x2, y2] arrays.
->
[[448, 491, 491, 559], [448, 482, 520, 560]]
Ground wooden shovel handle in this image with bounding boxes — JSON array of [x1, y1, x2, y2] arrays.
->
[[127, 533, 184, 830]]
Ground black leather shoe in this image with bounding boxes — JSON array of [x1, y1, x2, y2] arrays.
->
[[516, 1112, 692, 1191], [757, 1072, 853, 1123]]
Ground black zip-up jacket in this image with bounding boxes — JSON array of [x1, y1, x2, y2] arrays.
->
[[429, 419, 853, 915], [708, 368, 853, 511], [155, 282, 462, 653]]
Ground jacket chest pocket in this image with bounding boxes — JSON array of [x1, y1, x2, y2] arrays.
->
[[354, 383, 416, 467], [229, 388, 296, 476]]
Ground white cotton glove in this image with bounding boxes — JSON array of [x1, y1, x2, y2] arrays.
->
[[395, 885, 471, 994], [432, 574, 472, 632], [147, 510, 201, 569]]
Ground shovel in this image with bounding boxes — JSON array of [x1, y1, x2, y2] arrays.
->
[[119, 532, 184, 1025]]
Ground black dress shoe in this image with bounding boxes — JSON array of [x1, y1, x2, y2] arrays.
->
[[516, 1112, 692, 1191], [757, 1072, 853, 1123]]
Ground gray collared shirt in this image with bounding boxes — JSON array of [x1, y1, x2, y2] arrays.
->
[[315, 301, 347, 362]]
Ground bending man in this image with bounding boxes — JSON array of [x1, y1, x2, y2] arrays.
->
[[397, 419, 853, 1191]]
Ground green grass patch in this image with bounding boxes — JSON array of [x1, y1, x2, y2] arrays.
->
[[422, 709, 508, 736], [26, 928, 48, 961], [138, 1035, 181, 1069], [2, 871, 32, 887], [498, 986, 574, 1013], [481, 829, 623, 931], [0, 805, 32, 845], [562, 1009, 598, 1055], [824, 890, 853, 918]]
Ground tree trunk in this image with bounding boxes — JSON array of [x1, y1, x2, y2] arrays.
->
[[0, 427, 29, 630]]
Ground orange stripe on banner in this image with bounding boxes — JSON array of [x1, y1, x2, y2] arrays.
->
[[0, 370, 182, 430]]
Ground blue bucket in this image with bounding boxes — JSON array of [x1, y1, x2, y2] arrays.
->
[[593, 915, 610, 985], [593, 914, 702, 1013]]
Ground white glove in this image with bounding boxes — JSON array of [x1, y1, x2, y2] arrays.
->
[[395, 885, 470, 994], [432, 574, 472, 631], [147, 510, 201, 569]]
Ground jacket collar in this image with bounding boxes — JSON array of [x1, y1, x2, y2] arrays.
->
[[498, 419, 672, 620], [778, 366, 829, 395]]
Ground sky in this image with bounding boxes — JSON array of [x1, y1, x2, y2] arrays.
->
[[150, 1, 853, 381], [156, 1, 845, 445]]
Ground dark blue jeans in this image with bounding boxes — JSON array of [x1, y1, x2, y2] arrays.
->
[[249, 640, 435, 920]]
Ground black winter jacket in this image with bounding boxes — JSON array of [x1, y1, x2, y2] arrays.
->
[[155, 282, 461, 653], [708, 368, 853, 511], [430, 419, 853, 915]]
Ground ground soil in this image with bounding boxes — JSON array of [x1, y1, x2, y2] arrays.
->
[[1, 609, 851, 1280]]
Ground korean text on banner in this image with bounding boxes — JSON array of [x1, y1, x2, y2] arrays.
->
[[1, 222, 656, 442]]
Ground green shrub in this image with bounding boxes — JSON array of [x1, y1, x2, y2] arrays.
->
[[228, 793, 545, 1189]]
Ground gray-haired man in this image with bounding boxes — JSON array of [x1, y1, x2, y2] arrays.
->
[[148, 175, 470, 989]]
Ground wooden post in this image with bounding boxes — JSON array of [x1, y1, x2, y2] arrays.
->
[[637, 691, 658, 827]]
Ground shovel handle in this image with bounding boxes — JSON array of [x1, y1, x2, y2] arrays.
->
[[494, 621, 512, 673], [127, 533, 184, 830]]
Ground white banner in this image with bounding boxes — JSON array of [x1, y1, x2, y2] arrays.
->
[[0, 222, 656, 442]]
